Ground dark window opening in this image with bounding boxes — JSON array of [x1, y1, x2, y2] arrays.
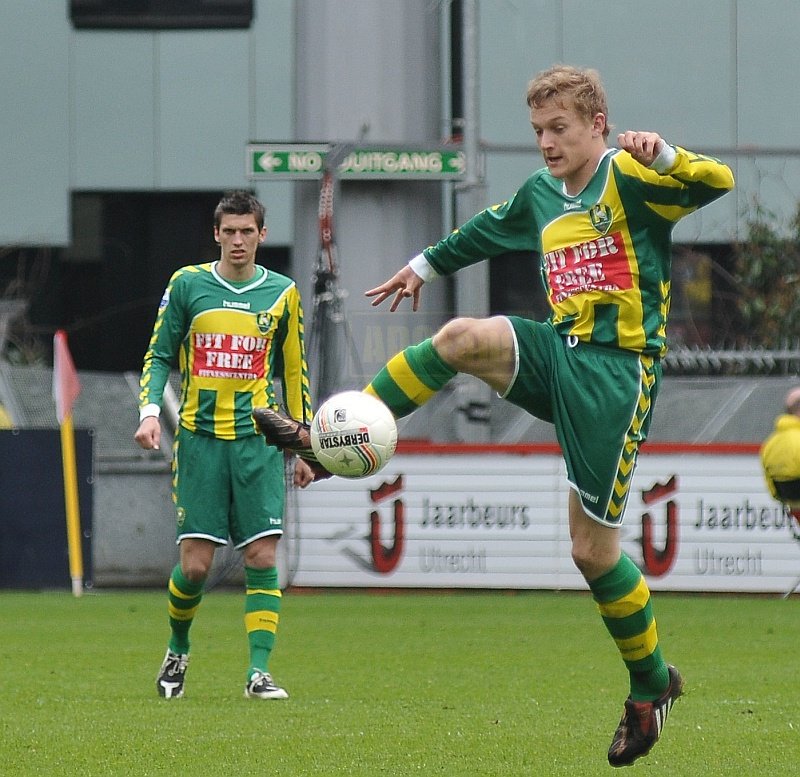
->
[[1, 191, 290, 372], [489, 250, 548, 320], [70, 1, 254, 30], [671, 243, 737, 349]]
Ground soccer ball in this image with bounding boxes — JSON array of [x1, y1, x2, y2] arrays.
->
[[310, 391, 398, 478]]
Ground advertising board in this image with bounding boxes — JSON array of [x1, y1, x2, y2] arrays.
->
[[292, 443, 799, 594]]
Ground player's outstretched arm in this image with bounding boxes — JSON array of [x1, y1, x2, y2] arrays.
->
[[365, 265, 425, 312]]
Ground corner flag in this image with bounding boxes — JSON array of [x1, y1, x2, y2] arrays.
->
[[53, 330, 81, 424], [52, 329, 84, 596]]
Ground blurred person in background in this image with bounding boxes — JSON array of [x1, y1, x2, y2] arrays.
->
[[761, 386, 800, 531]]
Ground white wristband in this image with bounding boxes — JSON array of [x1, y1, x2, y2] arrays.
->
[[408, 252, 439, 282], [139, 403, 161, 423], [650, 142, 677, 174]]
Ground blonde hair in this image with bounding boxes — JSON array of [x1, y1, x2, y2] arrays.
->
[[526, 65, 611, 138]]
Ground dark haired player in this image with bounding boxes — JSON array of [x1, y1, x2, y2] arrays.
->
[[135, 190, 314, 700]]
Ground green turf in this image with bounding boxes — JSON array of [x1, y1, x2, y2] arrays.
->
[[1, 589, 798, 775]]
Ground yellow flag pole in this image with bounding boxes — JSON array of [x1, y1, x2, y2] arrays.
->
[[60, 412, 84, 597]]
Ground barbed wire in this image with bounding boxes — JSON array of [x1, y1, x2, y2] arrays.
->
[[662, 346, 800, 376]]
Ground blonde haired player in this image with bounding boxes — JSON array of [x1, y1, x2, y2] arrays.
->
[[255, 65, 734, 765]]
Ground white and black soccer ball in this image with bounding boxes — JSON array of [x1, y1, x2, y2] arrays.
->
[[310, 391, 398, 478]]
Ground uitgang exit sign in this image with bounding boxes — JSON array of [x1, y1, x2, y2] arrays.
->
[[246, 143, 467, 180]]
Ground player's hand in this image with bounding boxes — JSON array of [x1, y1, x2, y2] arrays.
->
[[617, 131, 664, 167], [134, 416, 162, 451], [365, 265, 425, 312], [293, 457, 316, 488]]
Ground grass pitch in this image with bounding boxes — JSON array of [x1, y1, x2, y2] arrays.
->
[[1, 589, 798, 776]]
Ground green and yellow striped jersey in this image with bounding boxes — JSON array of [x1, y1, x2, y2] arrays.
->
[[423, 146, 734, 356], [138, 262, 311, 440]]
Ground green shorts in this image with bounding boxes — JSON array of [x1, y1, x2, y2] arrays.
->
[[172, 426, 285, 548], [503, 317, 661, 526]]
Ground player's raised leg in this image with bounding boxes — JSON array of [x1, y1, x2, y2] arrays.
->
[[365, 317, 515, 414], [362, 336, 456, 416], [253, 316, 515, 457], [252, 332, 456, 456]]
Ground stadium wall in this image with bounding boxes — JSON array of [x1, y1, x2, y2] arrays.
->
[[5, 0, 800, 251]]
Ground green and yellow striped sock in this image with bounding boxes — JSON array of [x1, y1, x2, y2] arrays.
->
[[364, 338, 457, 418], [589, 553, 670, 701], [167, 564, 204, 654], [244, 566, 282, 677]]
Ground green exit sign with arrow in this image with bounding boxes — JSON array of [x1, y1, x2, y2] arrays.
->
[[246, 143, 467, 180]]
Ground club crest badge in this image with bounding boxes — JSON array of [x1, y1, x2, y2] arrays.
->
[[589, 203, 613, 235], [256, 311, 273, 334]]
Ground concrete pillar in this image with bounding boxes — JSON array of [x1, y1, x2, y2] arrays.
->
[[293, 0, 452, 396]]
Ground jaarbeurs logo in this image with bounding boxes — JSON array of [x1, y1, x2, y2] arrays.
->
[[330, 474, 406, 575], [638, 475, 679, 577], [369, 475, 405, 574]]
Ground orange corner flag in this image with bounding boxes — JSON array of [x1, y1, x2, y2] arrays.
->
[[53, 330, 81, 423]]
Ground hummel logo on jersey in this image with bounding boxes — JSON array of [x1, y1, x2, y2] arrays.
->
[[563, 201, 583, 211], [223, 300, 251, 310]]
